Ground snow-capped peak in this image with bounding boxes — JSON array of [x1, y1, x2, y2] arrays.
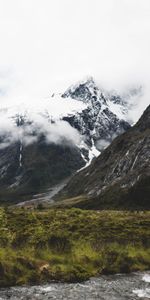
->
[[62, 76, 96, 96], [61, 76, 106, 106], [62, 77, 131, 122], [0, 77, 141, 167]]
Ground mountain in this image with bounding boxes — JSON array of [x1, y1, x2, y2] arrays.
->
[[0, 77, 138, 204], [55, 104, 150, 210], [62, 77, 130, 150]]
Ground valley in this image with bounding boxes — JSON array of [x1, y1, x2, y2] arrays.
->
[[0, 78, 135, 204], [0, 1, 150, 298], [0, 78, 149, 294]]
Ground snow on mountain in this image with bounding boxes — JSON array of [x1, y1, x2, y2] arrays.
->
[[0, 76, 143, 203], [0, 95, 87, 122], [62, 77, 132, 155], [0, 76, 139, 164]]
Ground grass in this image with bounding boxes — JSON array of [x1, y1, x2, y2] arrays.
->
[[0, 207, 150, 287]]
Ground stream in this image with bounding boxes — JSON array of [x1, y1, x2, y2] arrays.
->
[[0, 272, 150, 299]]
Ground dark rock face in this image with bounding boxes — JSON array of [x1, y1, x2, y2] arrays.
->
[[0, 136, 84, 203], [135, 104, 150, 131], [57, 105, 150, 210]]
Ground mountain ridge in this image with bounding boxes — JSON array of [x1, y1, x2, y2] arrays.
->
[[55, 104, 150, 210]]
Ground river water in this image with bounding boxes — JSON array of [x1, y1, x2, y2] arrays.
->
[[0, 272, 149, 300]]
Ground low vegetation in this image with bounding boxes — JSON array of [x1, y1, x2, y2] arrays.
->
[[0, 207, 150, 287]]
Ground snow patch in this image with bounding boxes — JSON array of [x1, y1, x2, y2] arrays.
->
[[107, 99, 127, 121], [78, 139, 100, 172]]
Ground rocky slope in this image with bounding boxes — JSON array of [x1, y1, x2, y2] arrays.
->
[[62, 77, 131, 153], [56, 105, 150, 210], [0, 77, 139, 203]]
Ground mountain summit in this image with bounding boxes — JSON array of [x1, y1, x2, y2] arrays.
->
[[62, 77, 131, 154]]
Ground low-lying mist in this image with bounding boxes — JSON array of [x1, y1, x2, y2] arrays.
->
[[0, 107, 82, 150]]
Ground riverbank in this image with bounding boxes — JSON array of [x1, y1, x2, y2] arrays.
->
[[0, 208, 150, 287]]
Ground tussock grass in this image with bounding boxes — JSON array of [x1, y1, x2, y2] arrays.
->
[[0, 207, 149, 286]]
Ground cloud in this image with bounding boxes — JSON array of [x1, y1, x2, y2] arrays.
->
[[0, 0, 149, 122], [0, 107, 82, 149], [39, 120, 81, 146], [96, 139, 110, 151]]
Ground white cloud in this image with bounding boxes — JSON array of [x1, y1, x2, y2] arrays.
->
[[0, 96, 84, 148], [0, 0, 149, 121], [0, 114, 82, 148]]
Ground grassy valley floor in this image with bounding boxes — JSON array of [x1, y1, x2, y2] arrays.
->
[[0, 207, 150, 287]]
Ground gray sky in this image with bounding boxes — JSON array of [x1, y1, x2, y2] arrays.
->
[[0, 0, 150, 119]]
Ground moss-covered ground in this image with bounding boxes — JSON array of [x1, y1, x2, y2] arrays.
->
[[0, 207, 150, 287]]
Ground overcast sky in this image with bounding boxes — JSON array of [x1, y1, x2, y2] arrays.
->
[[0, 0, 150, 118]]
